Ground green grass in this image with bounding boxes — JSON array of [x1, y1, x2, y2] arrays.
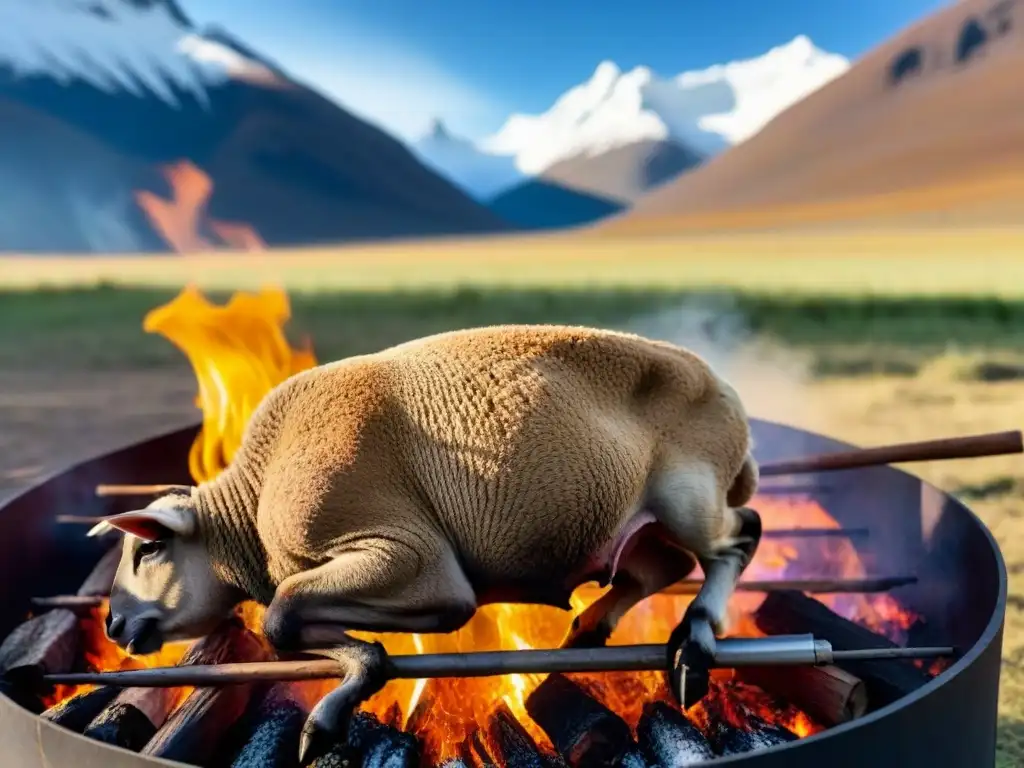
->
[[2, 284, 1024, 373]]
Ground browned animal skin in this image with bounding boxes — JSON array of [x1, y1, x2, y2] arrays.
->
[[190, 324, 756, 615], [99, 324, 759, 762]]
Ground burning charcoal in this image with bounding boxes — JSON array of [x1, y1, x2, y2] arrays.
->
[[306, 744, 359, 768], [0, 608, 79, 687], [754, 590, 932, 707], [487, 701, 566, 768], [40, 685, 120, 732], [636, 702, 714, 766], [305, 711, 420, 768], [84, 688, 172, 751], [467, 728, 498, 768], [737, 664, 867, 726], [706, 714, 798, 756], [83, 686, 177, 751], [141, 621, 273, 764], [525, 673, 638, 768], [348, 710, 421, 768], [225, 683, 305, 768]]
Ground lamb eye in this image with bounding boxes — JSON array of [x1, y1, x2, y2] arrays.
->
[[139, 541, 163, 557], [133, 540, 165, 571]]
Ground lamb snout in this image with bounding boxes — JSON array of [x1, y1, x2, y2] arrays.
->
[[106, 592, 165, 655]]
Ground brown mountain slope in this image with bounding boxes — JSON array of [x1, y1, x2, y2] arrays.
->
[[602, 0, 1024, 232], [541, 139, 705, 203]]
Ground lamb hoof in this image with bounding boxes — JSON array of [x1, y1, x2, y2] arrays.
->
[[298, 643, 390, 765], [667, 607, 716, 709]]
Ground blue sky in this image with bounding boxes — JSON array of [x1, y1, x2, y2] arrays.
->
[[185, 0, 950, 141]]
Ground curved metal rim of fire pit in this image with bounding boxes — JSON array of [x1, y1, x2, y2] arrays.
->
[[709, 431, 1009, 765], [0, 419, 1009, 768]]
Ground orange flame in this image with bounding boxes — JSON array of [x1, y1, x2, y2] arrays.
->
[[51, 282, 927, 761], [135, 160, 265, 253], [142, 286, 317, 482]]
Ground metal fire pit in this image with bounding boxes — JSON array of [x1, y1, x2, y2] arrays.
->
[[0, 419, 1007, 767]]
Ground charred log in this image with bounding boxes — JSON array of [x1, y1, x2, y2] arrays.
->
[[754, 590, 932, 706], [737, 663, 867, 726], [83, 686, 178, 751], [707, 714, 798, 756], [468, 728, 498, 768], [0, 608, 79, 687], [225, 683, 306, 768], [40, 685, 120, 732], [525, 673, 639, 768], [487, 701, 565, 768], [636, 701, 714, 766], [349, 709, 421, 768], [141, 621, 273, 764], [306, 710, 420, 768]]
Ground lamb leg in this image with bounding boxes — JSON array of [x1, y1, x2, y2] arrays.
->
[[666, 506, 762, 708], [261, 537, 477, 765], [561, 529, 698, 649]]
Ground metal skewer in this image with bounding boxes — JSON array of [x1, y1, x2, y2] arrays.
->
[[41, 635, 956, 689]]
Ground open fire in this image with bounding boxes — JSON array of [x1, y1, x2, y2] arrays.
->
[[29, 282, 941, 766]]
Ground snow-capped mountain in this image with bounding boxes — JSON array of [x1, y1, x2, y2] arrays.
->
[[414, 119, 525, 200], [0, 0, 508, 252], [0, 0, 281, 104], [412, 35, 850, 200]]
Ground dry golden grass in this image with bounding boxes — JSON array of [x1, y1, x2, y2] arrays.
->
[[3, 226, 1024, 295]]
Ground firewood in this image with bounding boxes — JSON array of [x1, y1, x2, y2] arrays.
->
[[487, 701, 566, 768], [737, 663, 867, 726], [349, 709, 421, 768], [636, 701, 714, 766], [305, 711, 420, 768], [468, 728, 498, 768], [224, 683, 305, 768], [706, 714, 798, 756], [140, 621, 273, 764], [525, 673, 638, 768], [0, 608, 79, 687], [754, 590, 933, 707], [77, 546, 123, 596], [41, 685, 120, 732], [83, 686, 178, 751]]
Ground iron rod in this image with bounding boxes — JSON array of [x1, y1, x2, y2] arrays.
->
[[42, 638, 956, 688], [664, 576, 915, 595]]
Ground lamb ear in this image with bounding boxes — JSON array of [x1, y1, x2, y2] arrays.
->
[[86, 507, 196, 541]]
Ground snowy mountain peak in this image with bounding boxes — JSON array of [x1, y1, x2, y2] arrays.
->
[[412, 120, 524, 200], [427, 117, 453, 141], [476, 35, 849, 176], [1, 0, 281, 108]]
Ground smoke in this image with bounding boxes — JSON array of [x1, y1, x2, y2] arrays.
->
[[621, 296, 819, 429]]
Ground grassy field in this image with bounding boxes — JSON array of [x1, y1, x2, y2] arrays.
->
[[0, 229, 1022, 763]]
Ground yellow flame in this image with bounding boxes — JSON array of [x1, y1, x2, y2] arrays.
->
[[142, 285, 317, 483]]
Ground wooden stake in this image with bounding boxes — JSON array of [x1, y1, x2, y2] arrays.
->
[[760, 429, 1022, 476]]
